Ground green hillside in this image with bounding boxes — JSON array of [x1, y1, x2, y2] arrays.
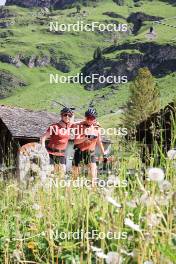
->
[[0, 0, 176, 125]]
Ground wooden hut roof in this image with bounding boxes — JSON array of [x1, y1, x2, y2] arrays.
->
[[0, 105, 112, 143], [0, 105, 59, 139]]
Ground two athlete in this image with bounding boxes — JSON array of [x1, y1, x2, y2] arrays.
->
[[41, 107, 107, 183]]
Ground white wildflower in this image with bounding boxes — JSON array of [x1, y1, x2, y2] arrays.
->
[[106, 251, 122, 264], [128, 235, 133, 241], [91, 246, 103, 252], [102, 184, 115, 197], [167, 149, 176, 160], [144, 261, 153, 264], [159, 180, 171, 192], [35, 212, 43, 219], [29, 176, 35, 182], [12, 249, 21, 261], [155, 195, 170, 206], [32, 203, 40, 210], [91, 246, 107, 259], [147, 213, 161, 228], [126, 199, 137, 208], [147, 168, 164, 182], [140, 193, 153, 206], [144, 232, 153, 241], [106, 196, 121, 208], [96, 251, 107, 259], [124, 218, 141, 232], [99, 217, 108, 224]]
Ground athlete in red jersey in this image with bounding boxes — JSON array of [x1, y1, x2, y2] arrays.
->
[[41, 107, 74, 175], [72, 108, 107, 186]]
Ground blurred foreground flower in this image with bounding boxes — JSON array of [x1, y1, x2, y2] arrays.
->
[[12, 249, 22, 262], [167, 149, 176, 160], [126, 199, 138, 208], [106, 196, 121, 208], [124, 218, 141, 232], [159, 180, 171, 192], [91, 246, 107, 259], [96, 251, 107, 259], [91, 246, 102, 252], [106, 251, 122, 264], [35, 212, 43, 219], [155, 194, 170, 206], [27, 241, 36, 250], [147, 168, 164, 182], [93, 248, 123, 263], [32, 203, 40, 210], [147, 213, 161, 228], [143, 261, 153, 264], [140, 192, 158, 207]]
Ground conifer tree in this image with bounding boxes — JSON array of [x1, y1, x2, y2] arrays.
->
[[122, 67, 160, 130]]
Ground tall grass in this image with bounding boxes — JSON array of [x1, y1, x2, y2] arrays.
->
[[0, 128, 176, 263]]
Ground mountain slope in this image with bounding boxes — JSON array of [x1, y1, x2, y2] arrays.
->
[[6, 0, 94, 9], [0, 0, 176, 126]]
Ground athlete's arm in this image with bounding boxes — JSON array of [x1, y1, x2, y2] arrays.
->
[[74, 135, 91, 145], [97, 130, 105, 155], [74, 123, 91, 145], [97, 138, 105, 155], [41, 131, 50, 148]]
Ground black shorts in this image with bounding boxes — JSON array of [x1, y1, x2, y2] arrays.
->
[[49, 154, 66, 165], [73, 148, 96, 167]]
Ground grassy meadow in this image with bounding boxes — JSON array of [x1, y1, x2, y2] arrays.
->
[[0, 139, 176, 263]]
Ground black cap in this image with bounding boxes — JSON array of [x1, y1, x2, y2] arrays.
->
[[85, 108, 97, 118], [60, 107, 74, 116]]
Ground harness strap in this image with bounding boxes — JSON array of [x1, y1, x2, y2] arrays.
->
[[74, 146, 95, 154], [47, 147, 65, 154]]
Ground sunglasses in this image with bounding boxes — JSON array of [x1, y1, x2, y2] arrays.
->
[[62, 113, 72, 117], [86, 116, 95, 121]]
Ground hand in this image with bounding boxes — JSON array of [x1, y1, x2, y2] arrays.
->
[[103, 150, 109, 156], [103, 154, 108, 162], [103, 150, 109, 160]]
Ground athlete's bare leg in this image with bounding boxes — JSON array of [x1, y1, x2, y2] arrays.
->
[[72, 166, 80, 180], [54, 164, 65, 179], [88, 163, 97, 187]]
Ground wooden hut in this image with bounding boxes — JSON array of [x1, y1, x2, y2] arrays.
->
[[129, 102, 176, 163], [0, 104, 59, 169]]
